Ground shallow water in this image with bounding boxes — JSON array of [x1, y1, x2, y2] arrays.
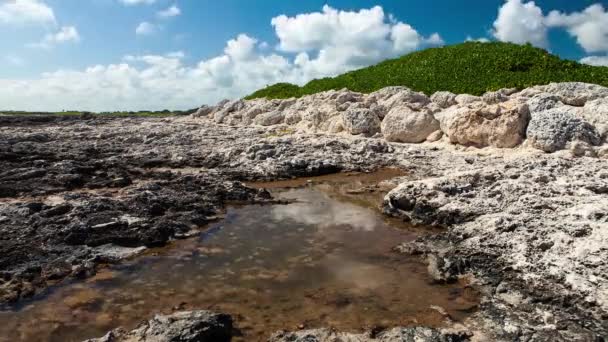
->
[[0, 174, 477, 342]]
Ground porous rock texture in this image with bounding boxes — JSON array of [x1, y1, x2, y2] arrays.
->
[[269, 327, 471, 342], [84, 310, 233, 342], [197, 82, 608, 156]]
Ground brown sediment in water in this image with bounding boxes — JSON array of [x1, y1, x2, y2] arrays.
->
[[0, 170, 477, 342]]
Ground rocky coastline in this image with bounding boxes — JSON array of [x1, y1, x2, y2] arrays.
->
[[1, 82, 607, 341]]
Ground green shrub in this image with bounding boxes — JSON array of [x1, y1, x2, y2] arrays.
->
[[246, 42, 608, 100]]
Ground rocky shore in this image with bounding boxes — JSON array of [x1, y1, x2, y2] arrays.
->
[[1, 82, 607, 341]]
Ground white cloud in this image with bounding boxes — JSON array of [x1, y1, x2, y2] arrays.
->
[[580, 55, 608, 66], [158, 5, 180, 18], [28, 26, 80, 48], [546, 4, 608, 53], [119, 0, 155, 5], [493, 0, 548, 48], [135, 21, 155, 35], [0, 0, 55, 26], [466, 36, 491, 43], [271, 5, 442, 78], [0, 5, 444, 112]]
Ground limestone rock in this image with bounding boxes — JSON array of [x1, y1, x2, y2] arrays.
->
[[84, 311, 233, 342], [482, 91, 509, 104], [381, 106, 439, 143], [191, 105, 213, 118], [440, 100, 529, 148], [374, 87, 430, 111], [253, 110, 284, 126], [581, 98, 608, 141], [527, 107, 602, 152], [455, 94, 481, 105], [431, 91, 457, 108], [269, 327, 470, 342], [342, 107, 381, 136], [521, 82, 608, 106]]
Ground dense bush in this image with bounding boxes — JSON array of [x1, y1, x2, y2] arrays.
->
[[246, 42, 608, 99]]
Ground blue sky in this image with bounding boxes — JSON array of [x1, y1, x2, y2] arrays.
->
[[1, 0, 608, 111]]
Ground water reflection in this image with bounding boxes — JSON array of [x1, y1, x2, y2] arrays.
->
[[272, 188, 379, 232], [0, 186, 477, 342]]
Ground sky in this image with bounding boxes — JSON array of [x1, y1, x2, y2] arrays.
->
[[1, 0, 608, 111]]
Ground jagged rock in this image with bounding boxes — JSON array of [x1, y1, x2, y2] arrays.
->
[[191, 105, 213, 118], [374, 87, 430, 111], [527, 107, 602, 152], [439, 99, 529, 148], [521, 82, 608, 106], [524, 93, 561, 114], [254, 110, 285, 126], [381, 106, 439, 143], [84, 311, 233, 342], [269, 327, 471, 342], [482, 91, 509, 104], [342, 107, 381, 136], [581, 98, 608, 141], [213, 99, 246, 123], [431, 91, 458, 108]]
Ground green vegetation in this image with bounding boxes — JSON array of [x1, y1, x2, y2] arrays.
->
[[0, 109, 197, 117], [246, 42, 608, 100]]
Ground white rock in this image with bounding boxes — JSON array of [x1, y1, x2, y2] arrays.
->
[[440, 100, 529, 148], [381, 106, 439, 143], [431, 91, 457, 108]]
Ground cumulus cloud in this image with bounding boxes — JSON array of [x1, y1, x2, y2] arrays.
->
[[0, 5, 443, 112], [135, 21, 155, 35], [546, 4, 608, 53], [493, 0, 547, 48], [466, 36, 491, 43], [158, 5, 180, 18], [119, 0, 155, 5], [28, 26, 80, 48], [0, 0, 55, 26], [580, 55, 608, 66], [271, 5, 443, 78]]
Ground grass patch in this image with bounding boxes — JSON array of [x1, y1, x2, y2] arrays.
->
[[246, 42, 608, 100]]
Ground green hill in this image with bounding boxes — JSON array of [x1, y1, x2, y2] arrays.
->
[[246, 42, 608, 100]]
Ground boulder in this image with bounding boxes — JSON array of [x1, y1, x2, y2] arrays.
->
[[342, 107, 381, 136], [525, 93, 561, 114], [526, 107, 602, 152], [580, 98, 608, 141], [521, 82, 608, 107], [253, 110, 284, 126], [375, 87, 430, 111], [440, 100, 529, 148], [381, 106, 440, 143], [431, 91, 457, 108], [213, 99, 245, 123], [84, 311, 233, 342]]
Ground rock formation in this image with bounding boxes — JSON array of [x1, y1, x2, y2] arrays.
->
[[193, 82, 608, 157]]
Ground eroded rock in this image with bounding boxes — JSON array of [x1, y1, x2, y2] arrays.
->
[[84, 311, 233, 342]]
